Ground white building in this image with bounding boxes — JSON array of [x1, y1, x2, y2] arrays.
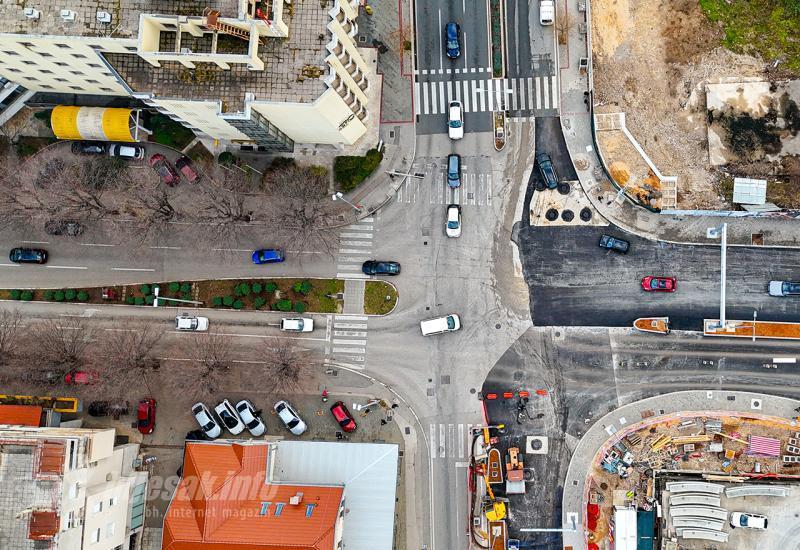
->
[[0, 425, 149, 550]]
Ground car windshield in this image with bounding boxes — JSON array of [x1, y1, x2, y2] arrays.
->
[[138, 418, 149, 427], [287, 418, 300, 428], [449, 118, 461, 128], [651, 279, 664, 289], [447, 316, 455, 329], [245, 418, 260, 429], [784, 282, 800, 294], [447, 221, 459, 229], [201, 420, 215, 431], [219, 411, 237, 428], [739, 516, 749, 527]]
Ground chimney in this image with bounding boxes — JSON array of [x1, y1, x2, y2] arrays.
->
[[289, 492, 304, 505]]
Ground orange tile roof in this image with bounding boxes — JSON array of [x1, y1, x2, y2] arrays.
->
[[28, 511, 59, 540], [163, 442, 343, 550], [0, 404, 42, 426]]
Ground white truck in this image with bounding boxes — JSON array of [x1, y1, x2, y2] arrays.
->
[[539, 0, 555, 25]]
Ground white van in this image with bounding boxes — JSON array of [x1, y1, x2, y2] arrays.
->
[[420, 314, 461, 336], [539, 0, 555, 25]]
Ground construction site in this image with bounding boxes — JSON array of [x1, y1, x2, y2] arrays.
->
[[584, 410, 800, 549]]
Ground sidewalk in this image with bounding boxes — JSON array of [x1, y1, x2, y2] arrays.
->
[[561, 389, 800, 549], [557, 2, 800, 249]]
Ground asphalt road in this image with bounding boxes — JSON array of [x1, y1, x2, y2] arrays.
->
[[518, 224, 800, 329]]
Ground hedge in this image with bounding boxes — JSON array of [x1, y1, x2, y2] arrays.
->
[[333, 148, 383, 192], [265, 282, 278, 293], [275, 299, 292, 312], [223, 296, 234, 307], [77, 291, 89, 301], [252, 282, 263, 294], [10, 290, 20, 300], [169, 282, 180, 293], [294, 301, 306, 313], [212, 296, 223, 306]]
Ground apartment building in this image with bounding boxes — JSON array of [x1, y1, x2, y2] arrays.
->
[[0, 0, 373, 151], [0, 425, 149, 550]]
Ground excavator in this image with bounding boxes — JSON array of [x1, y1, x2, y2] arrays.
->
[[475, 462, 507, 521]]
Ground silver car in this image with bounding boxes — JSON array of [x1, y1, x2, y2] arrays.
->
[[769, 280, 800, 297], [274, 400, 307, 435]]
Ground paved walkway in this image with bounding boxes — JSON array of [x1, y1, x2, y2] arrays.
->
[[561, 389, 800, 549], [343, 279, 365, 315], [557, 2, 800, 249]]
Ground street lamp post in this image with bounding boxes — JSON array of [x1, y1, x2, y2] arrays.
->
[[332, 191, 362, 212], [753, 310, 758, 342], [707, 223, 728, 330]]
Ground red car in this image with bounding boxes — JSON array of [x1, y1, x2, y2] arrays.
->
[[64, 370, 99, 385], [137, 398, 156, 434], [641, 276, 676, 292], [148, 153, 180, 186], [330, 401, 357, 432], [175, 156, 201, 183]]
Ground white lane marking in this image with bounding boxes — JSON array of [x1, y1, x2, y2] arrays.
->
[[463, 31, 468, 71], [0, 263, 20, 267], [454, 461, 469, 468], [47, 265, 88, 270], [338, 248, 371, 254], [340, 232, 373, 239], [339, 241, 373, 247], [333, 339, 367, 346], [336, 272, 370, 279], [150, 246, 182, 250], [21, 240, 49, 244], [536, 76, 542, 109], [543, 75, 550, 108], [462, 80, 470, 112], [360, 217, 374, 222], [343, 224, 373, 231], [447, 81, 453, 105], [326, 360, 364, 370], [430, 424, 437, 459], [336, 263, 362, 271], [334, 331, 368, 338], [478, 80, 485, 111], [111, 267, 155, 272], [332, 347, 366, 354], [458, 424, 465, 458], [551, 74, 559, 109], [335, 315, 368, 321], [440, 424, 446, 458], [286, 250, 326, 254], [527, 77, 534, 110], [333, 323, 368, 329], [423, 81, 430, 115], [438, 9, 444, 72], [212, 248, 250, 252], [486, 79, 494, 111], [81, 243, 115, 247], [511, 78, 519, 110], [440, 81, 447, 114], [337, 257, 369, 264], [414, 81, 421, 116]]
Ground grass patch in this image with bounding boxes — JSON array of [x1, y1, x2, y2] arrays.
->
[[364, 281, 397, 315], [334, 149, 383, 192], [699, 0, 800, 72], [144, 112, 196, 150]]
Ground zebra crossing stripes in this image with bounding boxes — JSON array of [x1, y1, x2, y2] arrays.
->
[[429, 423, 477, 459], [335, 217, 374, 280], [414, 75, 558, 116], [325, 314, 368, 370], [395, 165, 492, 206]]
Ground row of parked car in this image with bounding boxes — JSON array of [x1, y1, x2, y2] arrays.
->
[[71, 140, 200, 185], [190, 399, 357, 439]]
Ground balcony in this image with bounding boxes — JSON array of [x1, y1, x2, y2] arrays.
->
[[346, 61, 358, 76], [358, 75, 368, 91]]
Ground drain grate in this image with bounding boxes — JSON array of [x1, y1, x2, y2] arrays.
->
[[441, 375, 451, 385], [426, 388, 434, 396]]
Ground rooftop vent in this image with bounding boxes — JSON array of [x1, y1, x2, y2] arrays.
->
[[60, 10, 76, 21], [96, 11, 112, 23], [289, 492, 304, 505], [23, 7, 40, 19]]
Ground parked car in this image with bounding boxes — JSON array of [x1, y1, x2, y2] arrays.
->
[[252, 248, 285, 264], [137, 398, 156, 434], [64, 370, 99, 385], [148, 153, 180, 186], [448, 101, 464, 140], [539, 0, 555, 25], [71, 141, 105, 155], [214, 399, 245, 435], [641, 276, 676, 292], [598, 234, 630, 254], [9, 247, 47, 264], [175, 315, 209, 331], [330, 401, 357, 432], [274, 400, 307, 435], [108, 144, 145, 160], [536, 153, 558, 189], [445, 22, 461, 58], [235, 399, 266, 436], [446, 204, 462, 238], [175, 156, 201, 183], [191, 403, 222, 439], [362, 261, 401, 276], [44, 220, 84, 237], [280, 318, 314, 332], [185, 429, 211, 441], [769, 280, 800, 297], [730, 512, 768, 530], [446, 153, 462, 188]]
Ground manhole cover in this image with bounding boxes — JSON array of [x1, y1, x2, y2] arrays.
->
[[441, 375, 450, 385], [545, 208, 559, 221], [561, 209, 574, 222], [468, 192, 474, 200], [513, 371, 524, 381], [470, 388, 476, 394], [530, 439, 543, 450], [495, 323, 502, 329], [580, 207, 592, 221], [557, 182, 571, 195], [524, 469, 534, 481]]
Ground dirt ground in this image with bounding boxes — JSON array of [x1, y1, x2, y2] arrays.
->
[[591, 0, 767, 209]]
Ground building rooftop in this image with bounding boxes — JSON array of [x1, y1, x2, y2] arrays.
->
[[0, 405, 43, 427]]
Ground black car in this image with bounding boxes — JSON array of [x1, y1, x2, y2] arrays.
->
[[536, 153, 559, 189], [599, 234, 630, 254], [185, 429, 211, 441], [362, 261, 401, 276], [9, 247, 48, 264], [44, 220, 84, 237], [71, 141, 106, 155]]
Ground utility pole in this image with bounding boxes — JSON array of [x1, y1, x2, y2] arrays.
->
[[707, 223, 728, 330]]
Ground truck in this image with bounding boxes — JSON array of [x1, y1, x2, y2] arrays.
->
[[539, 0, 555, 25]]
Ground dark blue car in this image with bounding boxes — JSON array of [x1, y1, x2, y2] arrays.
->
[[362, 261, 401, 276], [251, 248, 285, 264], [9, 247, 48, 264], [445, 22, 460, 59]]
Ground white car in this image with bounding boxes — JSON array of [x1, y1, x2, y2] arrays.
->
[[730, 512, 768, 530], [446, 204, 462, 238], [539, 0, 555, 25], [214, 399, 245, 435], [274, 400, 307, 435], [280, 318, 314, 332], [235, 399, 266, 436], [191, 402, 222, 439], [448, 100, 463, 140], [175, 315, 209, 331], [108, 144, 145, 160], [769, 280, 800, 297]]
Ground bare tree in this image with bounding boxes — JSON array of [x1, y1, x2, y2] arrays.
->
[[258, 337, 319, 395], [96, 322, 163, 396], [194, 164, 254, 245], [172, 332, 235, 397], [32, 317, 95, 374], [555, 11, 572, 46], [123, 174, 186, 245], [0, 309, 23, 366]]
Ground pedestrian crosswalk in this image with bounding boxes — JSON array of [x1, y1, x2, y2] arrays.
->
[[396, 163, 493, 206], [430, 422, 480, 459], [414, 75, 558, 116], [325, 314, 368, 370], [335, 217, 374, 280]]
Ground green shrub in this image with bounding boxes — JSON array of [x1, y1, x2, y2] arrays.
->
[[180, 282, 192, 294], [233, 300, 244, 310], [44, 290, 55, 301], [168, 281, 180, 293], [218, 151, 236, 166], [269, 156, 295, 171], [54, 291, 65, 302], [253, 296, 267, 308], [276, 299, 292, 311], [212, 296, 223, 306], [77, 291, 89, 301], [252, 282, 263, 294], [125, 295, 135, 305], [65, 289, 76, 301], [403, 40, 412, 51], [181, 293, 192, 301], [10, 289, 21, 300], [299, 280, 312, 295], [293, 301, 306, 313], [134, 296, 145, 306], [238, 283, 251, 296], [333, 148, 384, 192], [140, 284, 151, 296], [265, 281, 278, 293], [20, 291, 33, 301], [223, 296, 234, 307], [34, 109, 52, 122], [145, 295, 155, 305]]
